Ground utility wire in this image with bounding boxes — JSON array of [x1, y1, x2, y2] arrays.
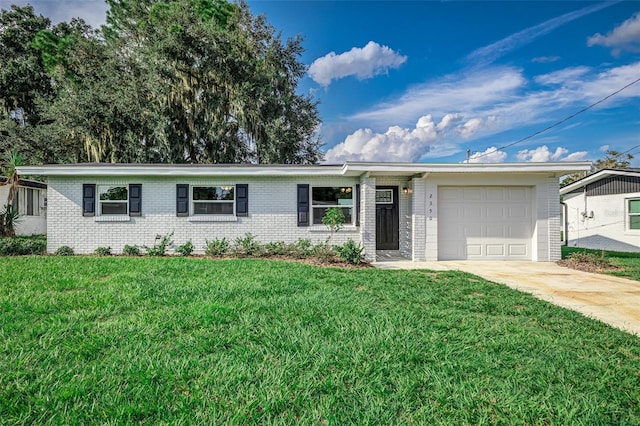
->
[[468, 75, 640, 161]]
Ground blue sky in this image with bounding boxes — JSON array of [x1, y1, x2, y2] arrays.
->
[[5, 0, 640, 165]]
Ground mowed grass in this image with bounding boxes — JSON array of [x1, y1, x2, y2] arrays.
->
[[1, 257, 639, 424], [562, 246, 640, 281]]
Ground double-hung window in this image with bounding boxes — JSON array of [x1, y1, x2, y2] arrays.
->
[[628, 198, 640, 230], [311, 186, 353, 225], [98, 185, 128, 215], [192, 186, 235, 215]]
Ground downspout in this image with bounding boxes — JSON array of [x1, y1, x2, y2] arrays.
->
[[560, 202, 567, 246]]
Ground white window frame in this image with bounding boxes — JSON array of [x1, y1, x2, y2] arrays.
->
[[627, 197, 640, 231], [311, 185, 355, 226], [191, 185, 236, 216], [97, 184, 129, 216]]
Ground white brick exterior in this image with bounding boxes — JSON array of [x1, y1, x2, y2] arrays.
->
[[47, 176, 362, 254], [563, 190, 640, 252], [27, 162, 582, 261]]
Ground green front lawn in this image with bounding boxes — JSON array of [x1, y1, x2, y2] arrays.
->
[[562, 246, 640, 281], [1, 257, 639, 424]]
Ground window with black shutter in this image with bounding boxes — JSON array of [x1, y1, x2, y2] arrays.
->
[[129, 184, 142, 216], [297, 184, 309, 226], [176, 184, 189, 216], [236, 184, 248, 217], [83, 184, 96, 217]]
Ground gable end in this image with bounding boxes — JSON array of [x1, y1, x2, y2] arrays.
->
[[587, 175, 640, 196]]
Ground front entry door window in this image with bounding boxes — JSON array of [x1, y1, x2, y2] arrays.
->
[[376, 186, 399, 250]]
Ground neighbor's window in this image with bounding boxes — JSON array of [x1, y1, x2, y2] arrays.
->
[[311, 186, 353, 225], [629, 198, 640, 230], [192, 186, 234, 215], [14, 187, 41, 216], [98, 185, 128, 215]]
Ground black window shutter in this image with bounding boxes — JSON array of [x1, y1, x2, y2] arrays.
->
[[355, 184, 360, 226], [297, 184, 309, 226], [176, 184, 189, 217], [236, 184, 248, 217], [129, 184, 142, 216], [83, 184, 96, 217]]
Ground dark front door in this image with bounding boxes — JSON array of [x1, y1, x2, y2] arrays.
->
[[376, 186, 399, 250]]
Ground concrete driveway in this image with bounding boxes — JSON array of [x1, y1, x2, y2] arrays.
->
[[373, 260, 640, 336]]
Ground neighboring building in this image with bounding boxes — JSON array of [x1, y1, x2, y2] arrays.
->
[[18, 161, 591, 261], [0, 177, 47, 236], [560, 168, 640, 252]]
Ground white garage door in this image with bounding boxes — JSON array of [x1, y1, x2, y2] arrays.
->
[[438, 186, 533, 260]]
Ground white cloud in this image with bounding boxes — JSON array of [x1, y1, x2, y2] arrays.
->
[[534, 66, 591, 86], [588, 11, 640, 55], [308, 41, 407, 87], [350, 66, 525, 124], [465, 2, 615, 67], [325, 114, 481, 162], [338, 61, 640, 163], [600, 145, 610, 152], [516, 145, 588, 162], [467, 147, 508, 163]]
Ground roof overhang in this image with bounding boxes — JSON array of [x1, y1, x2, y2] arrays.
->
[[559, 168, 640, 195], [18, 161, 593, 179], [17, 163, 345, 177], [341, 161, 593, 177]]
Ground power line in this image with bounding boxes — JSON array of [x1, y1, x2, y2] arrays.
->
[[468, 75, 640, 161]]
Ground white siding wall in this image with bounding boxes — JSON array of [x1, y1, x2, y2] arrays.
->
[[563, 190, 640, 252], [1, 185, 47, 236], [47, 176, 362, 254]]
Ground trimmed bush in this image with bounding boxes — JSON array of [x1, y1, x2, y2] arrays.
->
[[334, 239, 364, 265], [0, 235, 46, 256], [55, 246, 74, 256], [144, 232, 174, 257], [94, 246, 112, 256], [205, 238, 229, 257], [123, 245, 141, 256], [233, 233, 261, 256], [175, 241, 194, 257]]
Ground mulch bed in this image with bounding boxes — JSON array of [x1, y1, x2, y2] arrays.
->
[[557, 259, 622, 274]]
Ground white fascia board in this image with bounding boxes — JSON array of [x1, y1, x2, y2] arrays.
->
[[17, 165, 345, 177], [559, 169, 640, 195], [342, 161, 593, 176]]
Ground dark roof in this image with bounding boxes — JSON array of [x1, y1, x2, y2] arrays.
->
[[0, 176, 47, 189]]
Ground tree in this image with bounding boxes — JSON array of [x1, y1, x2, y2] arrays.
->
[[0, 0, 322, 165], [560, 150, 634, 187], [0, 151, 23, 236]]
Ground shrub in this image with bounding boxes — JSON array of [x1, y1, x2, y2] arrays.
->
[[55, 246, 74, 256], [144, 232, 174, 257], [334, 239, 364, 264], [322, 207, 345, 244], [176, 241, 194, 257], [233, 233, 261, 256], [263, 241, 290, 256], [567, 250, 612, 268], [312, 242, 337, 263], [293, 238, 313, 258], [123, 245, 141, 256], [0, 204, 21, 237], [0, 235, 46, 256], [205, 238, 229, 257], [94, 246, 112, 256]]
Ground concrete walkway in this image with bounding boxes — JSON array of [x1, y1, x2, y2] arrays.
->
[[373, 259, 640, 336]]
